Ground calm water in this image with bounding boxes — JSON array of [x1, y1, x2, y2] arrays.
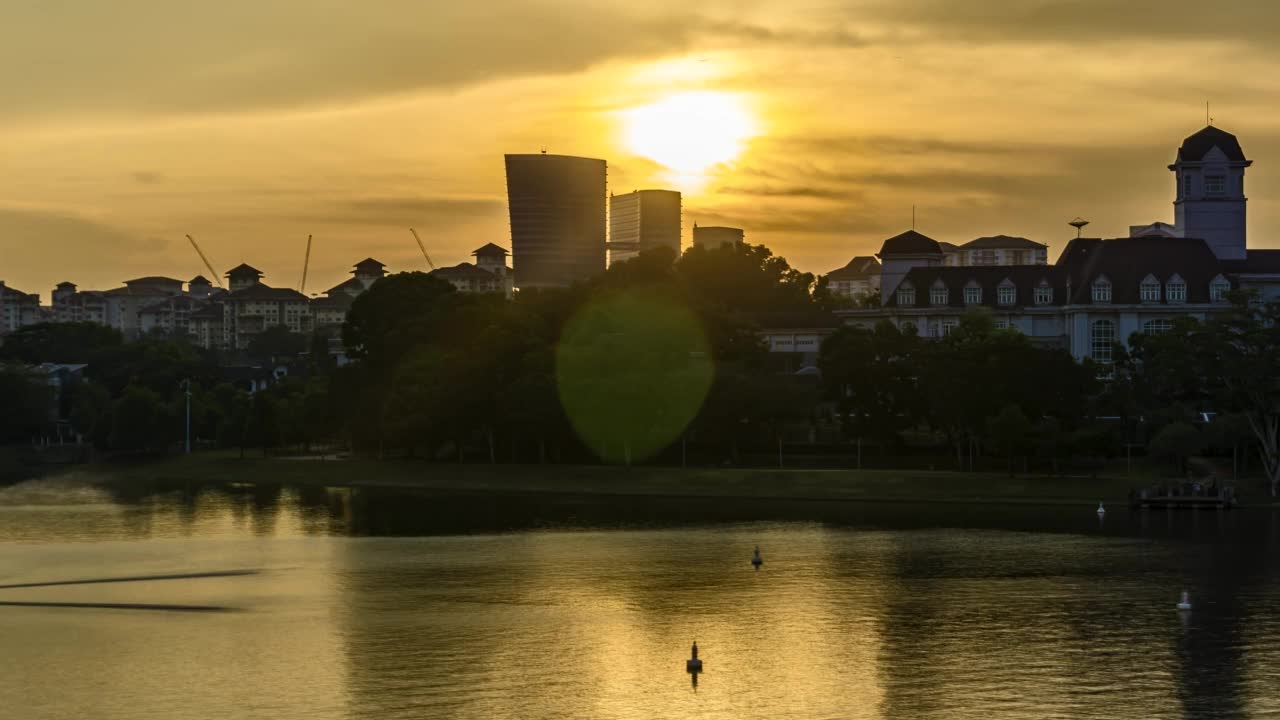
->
[[2, 474, 1279, 719]]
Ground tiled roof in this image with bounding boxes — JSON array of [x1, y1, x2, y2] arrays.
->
[[1222, 250, 1280, 274], [826, 256, 881, 281], [961, 235, 1046, 250], [430, 263, 498, 281], [189, 275, 211, 284], [888, 265, 1064, 308], [225, 263, 264, 277], [311, 293, 355, 310], [472, 243, 510, 257], [1176, 126, 1247, 162], [878, 230, 942, 256], [125, 276, 182, 286], [227, 284, 309, 302], [353, 258, 386, 271], [326, 277, 366, 296], [1057, 236, 1227, 304]]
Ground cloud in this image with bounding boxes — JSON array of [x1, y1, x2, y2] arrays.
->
[[0, 207, 171, 294], [308, 196, 507, 226], [716, 184, 855, 200], [131, 171, 165, 185], [0, 2, 872, 121]]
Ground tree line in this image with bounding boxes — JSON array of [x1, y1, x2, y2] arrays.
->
[[2, 242, 1279, 493]]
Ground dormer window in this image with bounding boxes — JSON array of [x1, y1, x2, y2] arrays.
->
[[997, 284, 1016, 306], [1092, 277, 1112, 303], [1140, 275, 1161, 303], [1034, 283, 1053, 305], [897, 285, 916, 306], [930, 286, 948, 306], [1205, 176, 1226, 196], [1166, 275, 1187, 304], [1210, 275, 1230, 302], [963, 286, 982, 305]]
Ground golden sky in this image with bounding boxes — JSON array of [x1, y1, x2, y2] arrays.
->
[[3, 0, 1280, 296]]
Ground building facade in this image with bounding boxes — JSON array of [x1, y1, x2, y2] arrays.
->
[[941, 236, 1049, 266], [608, 189, 681, 266], [505, 153, 607, 289], [836, 125, 1280, 367], [428, 244, 514, 297], [692, 225, 745, 249], [824, 256, 881, 301]]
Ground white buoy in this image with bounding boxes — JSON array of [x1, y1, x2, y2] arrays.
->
[[1097, 502, 1106, 516], [1177, 591, 1192, 611], [752, 546, 763, 568], [686, 641, 703, 672]]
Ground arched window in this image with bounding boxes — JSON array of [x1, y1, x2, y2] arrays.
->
[[997, 280, 1016, 306], [1140, 274, 1160, 303], [963, 283, 982, 305], [1092, 276, 1112, 303], [1143, 319, 1172, 335], [897, 284, 916, 306], [930, 283, 948, 306], [1166, 274, 1186, 304], [1091, 319, 1115, 364], [1210, 275, 1230, 302], [1034, 282, 1053, 305]]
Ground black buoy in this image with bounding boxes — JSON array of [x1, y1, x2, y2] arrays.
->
[[752, 546, 763, 569], [686, 641, 702, 672]]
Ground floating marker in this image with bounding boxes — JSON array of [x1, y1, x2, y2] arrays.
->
[[1097, 502, 1106, 516], [1177, 591, 1192, 611], [752, 546, 763, 568], [686, 641, 702, 672]]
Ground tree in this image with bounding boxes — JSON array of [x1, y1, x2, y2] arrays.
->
[[0, 322, 122, 364], [0, 365, 52, 442], [1149, 422, 1205, 475], [342, 272, 460, 368], [108, 385, 172, 453], [986, 404, 1031, 474], [246, 325, 309, 364]]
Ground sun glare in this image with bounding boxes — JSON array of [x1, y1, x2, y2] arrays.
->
[[621, 91, 758, 182]]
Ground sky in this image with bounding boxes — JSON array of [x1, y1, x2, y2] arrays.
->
[[4, 0, 1280, 297]]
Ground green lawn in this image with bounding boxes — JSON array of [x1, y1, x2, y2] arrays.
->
[[94, 451, 1147, 506]]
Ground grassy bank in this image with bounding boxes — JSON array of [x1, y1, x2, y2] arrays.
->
[[93, 451, 1149, 506]]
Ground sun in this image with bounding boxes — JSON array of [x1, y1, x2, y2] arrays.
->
[[620, 91, 758, 179]]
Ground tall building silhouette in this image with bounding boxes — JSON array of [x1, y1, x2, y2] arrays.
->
[[608, 189, 681, 266], [692, 225, 745, 249], [504, 154, 607, 288]]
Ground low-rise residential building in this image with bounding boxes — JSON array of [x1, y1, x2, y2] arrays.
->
[[824, 256, 881, 301], [429, 244, 513, 296], [942, 236, 1049, 267], [0, 281, 41, 335]]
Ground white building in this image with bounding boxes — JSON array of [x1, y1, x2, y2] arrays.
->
[[824, 256, 881, 301], [0, 281, 41, 335], [834, 125, 1280, 366], [429, 244, 514, 297], [941, 236, 1049, 267]]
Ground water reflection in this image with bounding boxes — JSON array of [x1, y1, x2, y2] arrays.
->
[[0, 476, 1279, 719]]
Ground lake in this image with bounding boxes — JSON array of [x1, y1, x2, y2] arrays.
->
[[1, 474, 1278, 719]]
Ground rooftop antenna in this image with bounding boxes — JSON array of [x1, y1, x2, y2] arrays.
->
[[1069, 217, 1090, 238], [1206, 101, 1211, 127], [912, 204, 916, 230]]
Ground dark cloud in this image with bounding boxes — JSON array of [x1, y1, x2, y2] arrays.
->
[[851, 0, 1280, 45], [0, 3, 869, 119], [0, 207, 174, 294], [313, 196, 506, 226], [716, 184, 855, 200]]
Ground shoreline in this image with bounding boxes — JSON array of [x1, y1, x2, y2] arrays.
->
[[81, 451, 1175, 508]]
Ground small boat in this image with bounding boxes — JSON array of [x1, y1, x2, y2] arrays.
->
[[751, 546, 763, 568], [686, 642, 702, 672]]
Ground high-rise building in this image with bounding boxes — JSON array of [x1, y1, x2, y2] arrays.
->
[[608, 189, 681, 266], [692, 225, 745, 249], [504, 154, 607, 289]]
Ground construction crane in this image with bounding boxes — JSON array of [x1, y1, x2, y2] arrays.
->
[[185, 234, 224, 288], [409, 227, 436, 270], [299, 234, 313, 294]]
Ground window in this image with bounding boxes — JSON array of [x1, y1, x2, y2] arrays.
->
[[930, 287, 948, 305], [1034, 285, 1053, 305], [1140, 279, 1160, 303], [1183, 174, 1192, 197], [974, 250, 997, 266], [995, 319, 1010, 330], [964, 287, 982, 304], [1143, 319, 1172, 335], [1211, 280, 1230, 302], [1092, 279, 1112, 303], [940, 320, 959, 337], [1091, 319, 1116, 364], [1205, 176, 1226, 196], [1166, 279, 1186, 304], [897, 287, 915, 306], [997, 286, 1016, 306]]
